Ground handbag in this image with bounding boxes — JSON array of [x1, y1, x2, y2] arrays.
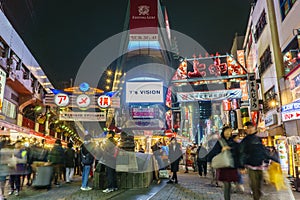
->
[[159, 169, 169, 179], [211, 139, 234, 169]]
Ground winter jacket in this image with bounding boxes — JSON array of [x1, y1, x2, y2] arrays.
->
[[48, 144, 65, 165], [239, 133, 268, 167], [65, 148, 75, 168]]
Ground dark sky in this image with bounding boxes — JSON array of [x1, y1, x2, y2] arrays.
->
[[2, 0, 252, 88]]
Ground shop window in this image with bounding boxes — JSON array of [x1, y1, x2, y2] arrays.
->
[[258, 46, 272, 76], [263, 86, 277, 112], [280, 0, 298, 20], [254, 10, 267, 42]]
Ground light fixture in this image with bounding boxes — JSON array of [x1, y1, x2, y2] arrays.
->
[[107, 70, 113, 76]]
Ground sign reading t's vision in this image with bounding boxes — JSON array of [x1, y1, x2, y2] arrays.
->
[[126, 82, 163, 103]]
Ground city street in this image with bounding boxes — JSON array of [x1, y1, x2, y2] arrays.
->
[[3, 168, 300, 200]]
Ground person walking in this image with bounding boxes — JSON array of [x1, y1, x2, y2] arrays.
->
[[167, 137, 183, 184], [65, 143, 75, 183], [102, 130, 118, 193], [47, 139, 65, 187], [207, 126, 239, 200], [197, 143, 208, 177], [80, 138, 94, 191], [239, 122, 272, 200], [8, 140, 28, 196]]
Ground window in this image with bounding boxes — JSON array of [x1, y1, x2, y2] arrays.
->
[[263, 86, 277, 112], [254, 10, 267, 42], [280, 0, 298, 20], [258, 46, 273, 76], [2, 99, 17, 119]]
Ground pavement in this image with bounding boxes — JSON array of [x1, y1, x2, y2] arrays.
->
[[2, 167, 300, 200]]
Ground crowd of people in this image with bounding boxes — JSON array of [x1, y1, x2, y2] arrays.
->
[[0, 123, 283, 200]]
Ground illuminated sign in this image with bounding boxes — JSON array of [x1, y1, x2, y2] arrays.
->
[[76, 94, 91, 108], [177, 89, 242, 102], [126, 82, 163, 103], [132, 107, 155, 119], [282, 101, 300, 122], [79, 82, 90, 92], [248, 73, 259, 111], [54, 93, 70, 107], [97, 95, 111, 108], [59, 111, 106, 121]]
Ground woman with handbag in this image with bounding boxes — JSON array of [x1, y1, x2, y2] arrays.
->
[[207, 126, 239, 200]]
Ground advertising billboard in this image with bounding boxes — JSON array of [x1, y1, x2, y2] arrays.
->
[[126, 82, 163, 103]]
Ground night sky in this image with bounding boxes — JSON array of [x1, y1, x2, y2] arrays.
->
[[2, 0, 252, 88]]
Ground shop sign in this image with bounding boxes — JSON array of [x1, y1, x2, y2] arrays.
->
[[282, 102, 300, 113], [126, 82, 163, 103], [177, 89, 242, 102], [264, 114, 277, 126], [59, 111, 106, 121], [76, 94, 90, 108], [97, 95, 111, 108], [282, 111, 300, 122], [132, 107, 155, 119], [281, 101, 300, 122], [248, 73, 259, 111], [54, 93, 70, 107], [0, 68, 6, 113], [129, 0, 158, 40], [237, 50, 245, 67]]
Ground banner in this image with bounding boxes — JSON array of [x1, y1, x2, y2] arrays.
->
[[59, 111, 106, 121], [177, 89, 242, 102]]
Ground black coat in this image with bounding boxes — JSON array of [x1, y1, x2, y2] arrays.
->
[[65, 148, 75, 168], [168, 143, 182, 172], [239, 133, 269, 167]]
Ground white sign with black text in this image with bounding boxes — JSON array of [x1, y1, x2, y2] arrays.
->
[[126, 82, 163, 103]]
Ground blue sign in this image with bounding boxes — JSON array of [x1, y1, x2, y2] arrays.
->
[[79, 82, 90, 92], [281, 102, 300, 113]]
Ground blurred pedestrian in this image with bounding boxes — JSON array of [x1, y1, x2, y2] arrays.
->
[[151, 141, 164, 170], [65, 142, 75, 183], [239, 122, 272, 200], [74, 147, 81, 175], [207, 126, 239, 200], [167, 137, 183, 184], [0, 137, 10, 199], [197, 143, 208, 177], [8, 140, 28, 196], [47, 139, 65, 187], [102, 131, 118, 193]]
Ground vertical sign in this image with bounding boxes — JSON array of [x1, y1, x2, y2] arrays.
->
[[237, 50, 246, 67], [0, 68, 6, 113], [129, 0, 158, 41], [248, 73, 259, 111]]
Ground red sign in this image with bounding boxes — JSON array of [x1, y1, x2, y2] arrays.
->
[[97, 95, 111, 108], [130, 0, 158, 34]]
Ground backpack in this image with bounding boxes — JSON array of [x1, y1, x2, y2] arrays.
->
[[81, 152, 93, 166]]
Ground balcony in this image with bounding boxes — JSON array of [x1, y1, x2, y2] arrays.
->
[[6, 70, 33, 94]]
